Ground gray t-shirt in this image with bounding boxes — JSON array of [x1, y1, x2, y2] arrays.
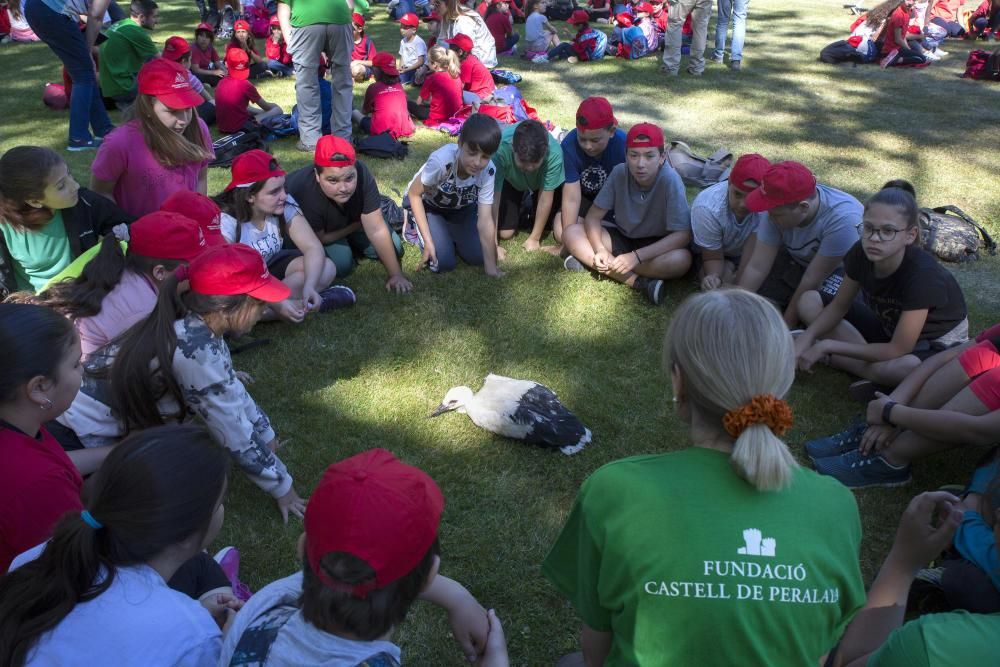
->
[[755, 184, 863, 267], [594, 162, 691, 239], [219, 572, 403, 667], [691, 181, 764, 258]]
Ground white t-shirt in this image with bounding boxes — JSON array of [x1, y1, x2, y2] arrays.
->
[[407, 143, 496, 211], [755, 184, 863, 267], [13, 552, 221, 667], [525, 12, 550, 52], [399, 34, 428, 69], [220, 197, 302, 264], [690, 181, 764, 258]]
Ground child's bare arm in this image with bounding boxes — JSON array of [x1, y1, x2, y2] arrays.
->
[[420, 575, 490, 662]]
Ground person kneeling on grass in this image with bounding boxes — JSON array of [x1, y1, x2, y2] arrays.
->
[[691, 153, 770, 291], [406, 113, 503, 276], [216, 150, 353, 324], [284, 136, 413, 294], [794, 181, 968, 389], [218, 448, 510, 667], [561, 122, 691, 305], [806, 321, 1000, 488]]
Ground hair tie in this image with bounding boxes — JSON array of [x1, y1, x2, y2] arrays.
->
[[81, 510, 104, 530], [722, 394, 793, 439]]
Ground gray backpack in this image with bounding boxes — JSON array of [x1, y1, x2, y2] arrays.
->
[[666, 141, 733, 189], [919, 205, 997, 263]]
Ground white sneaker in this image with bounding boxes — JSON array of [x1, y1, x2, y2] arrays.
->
[[531, 54, 549, 63], [934, 48, 948, 56], [925, 50, 940, 61]]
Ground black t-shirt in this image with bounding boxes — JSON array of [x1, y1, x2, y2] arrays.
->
[[844, 241, 967, 340], [284, 162, 381, 236]]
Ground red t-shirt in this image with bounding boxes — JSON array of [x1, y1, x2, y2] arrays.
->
[[0, 425, 83, 572], [419, 71, 463, 126], [460, 54, 495, 99], [362, 82, 415, 138], [881, 6, 911, 54], [352, 35, 376, 61], [486, 12, 512, 49], [191, 44, 220, 69], [930, 0, 965, 21], [265, 36, 292, 64], [215, 76, 263, 133]]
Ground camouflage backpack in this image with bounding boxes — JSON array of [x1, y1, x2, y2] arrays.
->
[[919, 205, 997, 263]]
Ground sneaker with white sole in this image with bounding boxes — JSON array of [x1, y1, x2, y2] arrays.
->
[[804, 420, 866, 460], [634, 277, 665, 305], [317, 285, 356, 312], [813, 449, 912, 488], [213, 546, 253, 601], [531, 54, 549, 63]]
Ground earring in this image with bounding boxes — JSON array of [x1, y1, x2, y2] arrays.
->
[[39, 397, 53, 410], [671, 396, 678, 403]]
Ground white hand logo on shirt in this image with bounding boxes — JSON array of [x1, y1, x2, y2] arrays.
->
[[737, 528, 776, 557]]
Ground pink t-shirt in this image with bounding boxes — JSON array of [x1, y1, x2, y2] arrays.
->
[[91, 119, 214, 217], [75, 270, 158, 357]]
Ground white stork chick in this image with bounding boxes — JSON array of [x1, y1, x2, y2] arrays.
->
[[430, 373, 592, 455]]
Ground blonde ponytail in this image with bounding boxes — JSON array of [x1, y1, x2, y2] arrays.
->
[[428, 45, 461, 78]]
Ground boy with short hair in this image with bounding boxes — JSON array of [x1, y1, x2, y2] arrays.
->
[[557, 97, 626, 243], [218, 448, 506, 665], [191, 22, 225, 86], [397, 12, 427, 85], [351, 13, 377, 82], [491, 119, 566, 252], [737, 161, 863, 327], [215, 47, 283, 133], [284, 136, 413, 293], [98, 0, 160, 106], [690, 152, 770, 290], [562, 122, 692, 305], [563, 9, 609, 62]]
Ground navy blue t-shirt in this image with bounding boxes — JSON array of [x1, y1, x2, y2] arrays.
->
[[560, 128, 627, 201]]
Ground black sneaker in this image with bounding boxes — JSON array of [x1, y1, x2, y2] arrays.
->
[[634, 277, 665, 305], [563, 256, 586, 272], [317, 285, 356, 312], [848, 379, 892, 404]]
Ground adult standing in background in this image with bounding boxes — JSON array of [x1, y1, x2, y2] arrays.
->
[[277, 0, 353, 150], [23, 0, 124, 151], [711, 0, 748, 71], [661, 0, 712, 76], [436, 0, 497, 67]]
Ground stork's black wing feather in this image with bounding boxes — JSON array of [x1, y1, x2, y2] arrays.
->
[[509, 385, 588, 449]]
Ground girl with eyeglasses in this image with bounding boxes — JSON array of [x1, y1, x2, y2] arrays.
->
[[793, 180, 968, 389]]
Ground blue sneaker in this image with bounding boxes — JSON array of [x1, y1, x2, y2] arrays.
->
[[317, 285, 356, 312], [804, 420, 866, 461], [813, 449, 912, 489]]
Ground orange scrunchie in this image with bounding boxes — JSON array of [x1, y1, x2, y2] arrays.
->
[[722, 394, 793, 439]]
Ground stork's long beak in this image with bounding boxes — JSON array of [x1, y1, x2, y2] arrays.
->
[[429, 403, 451, 418]]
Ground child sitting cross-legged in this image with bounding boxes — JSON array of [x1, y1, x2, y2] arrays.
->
[[397, 12, 428, 84], [351, 52, 415, 139], [215, 47, 283, 134], [562, 122, 692, 305], [548, 9, 609, 61], [408, 45, 464, 127], [446, 33, 496, 107], [218, 448, 510, 666]]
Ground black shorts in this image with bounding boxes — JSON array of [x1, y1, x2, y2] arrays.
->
[[603, 225, 664, 256], [497, 185, 559, 232], [167, 551, 231, 599], [266, 249, 302, 280], [758, 247, 841, 310]]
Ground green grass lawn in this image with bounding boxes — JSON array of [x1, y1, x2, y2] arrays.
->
[[3, 0, 1000, 663]]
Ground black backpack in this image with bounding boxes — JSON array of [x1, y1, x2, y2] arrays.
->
[[354, 131, 409, 160], [919, 205, 997, 263], [209, 131, 267, 168], [819, 39, 864, 64]]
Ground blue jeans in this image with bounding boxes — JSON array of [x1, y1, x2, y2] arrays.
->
[[267, 59, 294, 76], [713, 0, 748, 62], [548, 41, 574, 60], [24, 0, 114, 144], [500, 32, 519, 52], [425, 206, 483, 272], [400, 69, 416, 85]]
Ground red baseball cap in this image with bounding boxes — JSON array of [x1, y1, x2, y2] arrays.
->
[[195, 22, 214, 35], [129, 211, 207, 262], [234, 19, 250, 32], [162, 36, 191, 61], [635, 1, 654, 12], [398, 12, 419, 26], [422, 11, 441, 21], [224, 47, 251, 79], [744, 161, 817, 212], [576, 96, 616, 130], [615, 12, 633, 26], [304, 449, 444, 597], [626, 122, 664, 149], [371, 52, 399, 76], [567, 9, 590, 23], [226, 149, 286, 192], [137, 58, 203, 110], [314, 135, 356, 168], [352, 12, 365, 26], [269, 15, 280, 27], [728, 153, 771, 194], [160, 191, 225, 247], [446, 33, 474, 53], [187, 244, 290, 302]]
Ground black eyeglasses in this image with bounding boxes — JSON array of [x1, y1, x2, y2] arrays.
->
[[860, 223, 903, 242]]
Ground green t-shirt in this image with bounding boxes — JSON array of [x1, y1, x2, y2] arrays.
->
[[280, 0, 352, 28], [492, 122, 565, 194], [869, 611, 1000, 667], [542, 448, 866, 666], [99, 19, 159, 98], [1, 211, 74, 292]]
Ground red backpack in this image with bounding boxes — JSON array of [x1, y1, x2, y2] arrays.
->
[[962, 49, 1000, 81]]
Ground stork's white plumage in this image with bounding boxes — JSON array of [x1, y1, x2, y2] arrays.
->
[[431, 374, 592, 455]]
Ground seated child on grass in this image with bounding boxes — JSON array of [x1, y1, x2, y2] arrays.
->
[[523, 0, 565, 61], [446, 33, 496, 106], [485, 0, 519, 55], [408, 45, 464, 126], [491, 120, 566, 253], [548, 9, 608, 61], [228, 18, 268, 78], [690, 153, 770, 290], [794, 181, 968, 387], [634, 1, 659, 51], [352, 52, 416, 138], [284, 136, 412, 293], [218, 448, 509, 666], [191, 21, 226, 85], [97, 0, 160, 108], [561, 122, 691, 305], [398, 12, 428, 84], [216, 47, 283, 134], [265, 16, 294, 77], [162, 36, 217, 126], [879, 0, 931, 66], [351, 13, 377, 82], [406, 113, 503, 276]]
